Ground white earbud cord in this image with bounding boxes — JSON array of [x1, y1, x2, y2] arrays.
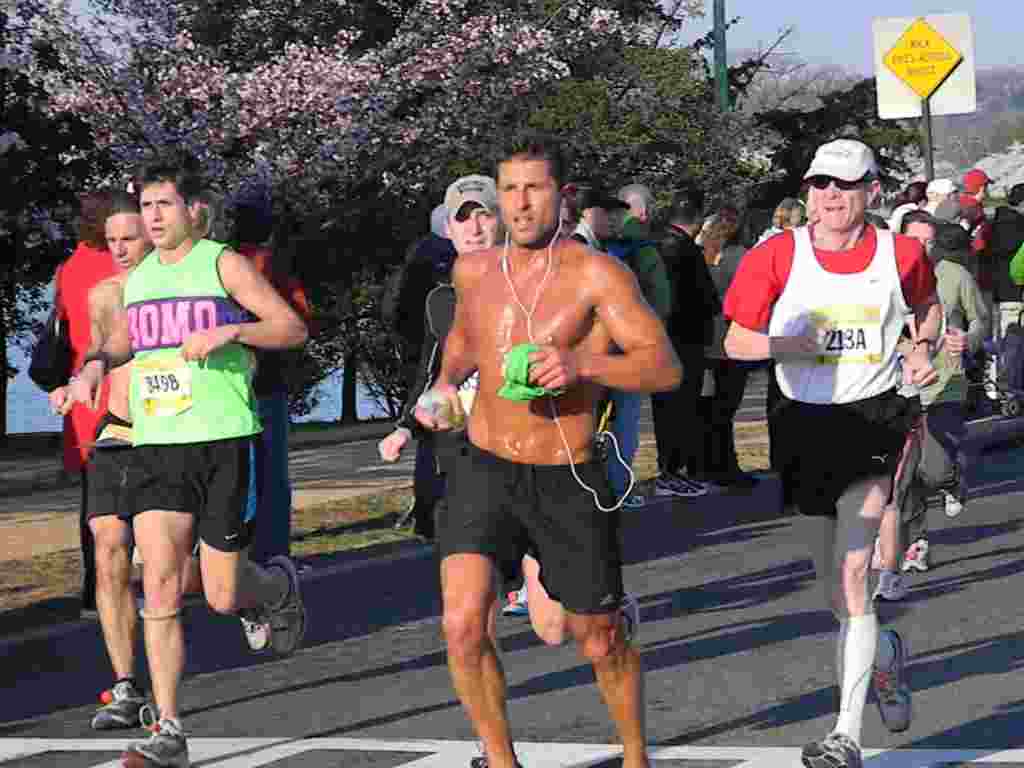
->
[[501, 227, 634, 513]]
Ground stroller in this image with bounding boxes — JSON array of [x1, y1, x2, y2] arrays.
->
[[970, 311, 1024, 419]]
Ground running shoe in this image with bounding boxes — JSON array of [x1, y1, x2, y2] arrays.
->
[[394, 498, 416, 530], [872, 571, 908, 602], [239, 609, 271, 652], [123, 710, 188, 768], [620, 493, 647, 509], [620, 593, 640, 643], [800, 732, 862, 768], [901, 538, 930, 573], [91, 679, 147, 730], [873, 628, 912, 733], [501, 588, 529, 617], [266, 555, 306, 655], [469, 758, 524, 768], [943, 490, 964, 518], [654, 473, 709, 498]]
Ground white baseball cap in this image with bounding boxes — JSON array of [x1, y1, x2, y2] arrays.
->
[[926, 178, 957, 197], [444, 175, 498, 218], [804, 139, 879, 182]]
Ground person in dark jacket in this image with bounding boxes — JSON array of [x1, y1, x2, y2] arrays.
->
[[387, 209, 457, 534], [990, 183, 1024, 343], [651, 199, 721, 497], [379, 177, 498, 539], [701, 207, 757, 489]]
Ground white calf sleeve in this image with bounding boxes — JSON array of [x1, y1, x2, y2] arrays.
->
[[834, 613, 877, 745]]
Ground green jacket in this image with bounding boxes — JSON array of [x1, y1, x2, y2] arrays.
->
[[921, 258, 990, 407], [1011, 239, 1024, 286], [611, 217, 672, 319]]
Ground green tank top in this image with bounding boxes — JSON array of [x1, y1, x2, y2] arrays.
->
[[123, 239, 261, 446]]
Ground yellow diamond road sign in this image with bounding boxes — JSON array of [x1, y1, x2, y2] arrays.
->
[[883, 18, 963, 99]]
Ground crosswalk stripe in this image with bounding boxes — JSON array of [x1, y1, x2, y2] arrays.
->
[[6, 739, 1024, 767]]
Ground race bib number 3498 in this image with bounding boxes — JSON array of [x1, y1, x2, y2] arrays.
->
[[134, 358, 193, 417]]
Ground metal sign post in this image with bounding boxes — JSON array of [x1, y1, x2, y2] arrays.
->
[[921, 97, 934, 181]]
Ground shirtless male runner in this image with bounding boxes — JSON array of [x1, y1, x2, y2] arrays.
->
[[51, 191, 153, 729], [416, 136, 681, 768], [66, 153, 308, 768]]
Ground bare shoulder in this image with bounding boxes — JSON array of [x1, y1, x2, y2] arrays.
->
[[89, 274, 128, 307], [216, 247, 248, 272], [569, 240, 636, 287], [451, 247, 494, 288]]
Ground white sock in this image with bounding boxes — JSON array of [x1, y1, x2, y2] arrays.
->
[[835, 619, 848, 685], [834, 613, 877, 745]]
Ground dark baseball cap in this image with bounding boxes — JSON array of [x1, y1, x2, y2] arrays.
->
[[573, 183, 630, 212]]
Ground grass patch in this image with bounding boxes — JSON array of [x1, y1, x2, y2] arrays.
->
[[0, 424, 769, 630]]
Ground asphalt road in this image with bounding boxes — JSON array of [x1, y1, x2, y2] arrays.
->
[[3, 429, 1024, 767]]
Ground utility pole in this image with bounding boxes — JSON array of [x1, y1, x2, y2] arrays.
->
[[714, 0, 729, 111]]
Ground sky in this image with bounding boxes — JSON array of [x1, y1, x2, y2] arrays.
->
[[707, 1, 1020, 74]]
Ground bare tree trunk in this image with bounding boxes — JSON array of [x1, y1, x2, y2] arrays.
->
[[0, 325, 9, 438], [340, 352, 358, 424]]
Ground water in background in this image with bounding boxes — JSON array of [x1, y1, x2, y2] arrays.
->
[[6, 347, 389, 434], [6, 292, 389, 433]]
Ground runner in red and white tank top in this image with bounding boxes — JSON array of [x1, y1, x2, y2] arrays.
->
[[722, 140, 942, 768]]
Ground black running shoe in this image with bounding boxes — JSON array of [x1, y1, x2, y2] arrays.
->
[[470, 759, 524, 768]]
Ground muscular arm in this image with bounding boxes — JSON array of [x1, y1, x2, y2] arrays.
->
[[83, 280, 133, 374], [434, 259, 478, 390], [218, 248, 308, 350], [577, 254, 681, 392]]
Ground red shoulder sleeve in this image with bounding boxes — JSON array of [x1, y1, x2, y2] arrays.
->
[[723, 231, 794, 331], [893, 235, 936, 308]]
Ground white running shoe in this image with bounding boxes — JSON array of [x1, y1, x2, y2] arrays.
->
[[239, 610, 271, 652], [501, 587, 529, 617], [943, 490, 964, 518], [901, 538, 930, 573]]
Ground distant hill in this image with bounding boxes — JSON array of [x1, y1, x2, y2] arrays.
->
[[931, 65, 1024, 168]]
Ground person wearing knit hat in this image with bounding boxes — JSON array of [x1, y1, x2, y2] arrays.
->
[[923, 178, 957, 215], [962, 168, 992, 202]]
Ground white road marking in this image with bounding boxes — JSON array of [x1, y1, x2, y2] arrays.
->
[[4, 739, 1024, 767]]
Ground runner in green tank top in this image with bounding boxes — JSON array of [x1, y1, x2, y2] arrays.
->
[[66, 153, 309, 768]]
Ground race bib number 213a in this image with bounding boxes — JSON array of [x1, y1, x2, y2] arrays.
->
[[810, 305, 883, 365]]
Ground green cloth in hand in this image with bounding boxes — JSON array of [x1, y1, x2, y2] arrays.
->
[[498, 343, 565, 401]]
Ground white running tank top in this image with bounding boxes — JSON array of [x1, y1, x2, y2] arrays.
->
[[769, 226, 909, 405]]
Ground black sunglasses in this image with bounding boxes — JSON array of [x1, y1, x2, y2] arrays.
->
[[807, 175, 870, 191]]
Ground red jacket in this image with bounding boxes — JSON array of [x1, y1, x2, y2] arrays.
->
[[55, 242, 117, 472]]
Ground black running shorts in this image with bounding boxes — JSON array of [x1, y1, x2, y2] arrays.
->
[[440, 440, 624, 614], [124, 436, 258, 552], [770, 387, 916, 517], [86, 413, 138, 523]]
